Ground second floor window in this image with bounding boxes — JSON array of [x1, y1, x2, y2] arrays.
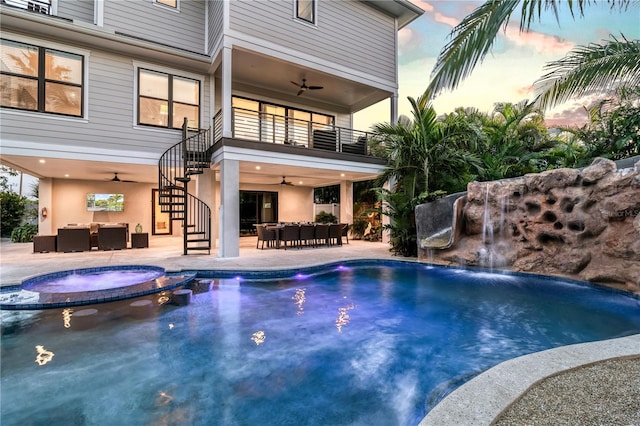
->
[[296, 0, 315, 24], [138, 68, 200, 129], [155, 0, 177, 8], [0, 38, 84, 117]]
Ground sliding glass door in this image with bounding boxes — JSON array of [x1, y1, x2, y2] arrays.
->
[[239, 191, 278, 236]]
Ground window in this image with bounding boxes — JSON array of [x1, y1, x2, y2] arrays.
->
[[296, 0, 315, 24], [155, 0, 177, 8], [0, 38, 84, 117], [232, 96, 334, 145], [138, 68, 200, 129]]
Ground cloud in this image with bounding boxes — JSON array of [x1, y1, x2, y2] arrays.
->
[[545, 107, 589, 127], [398, 27, 422, 52], [503, 22, 574, 55], [433, 11, 459, 28], [409, 0, 434, 13], [516, 84, 535, 98]]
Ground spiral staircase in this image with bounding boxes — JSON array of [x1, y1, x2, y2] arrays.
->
[[158, 118, 213, 255]]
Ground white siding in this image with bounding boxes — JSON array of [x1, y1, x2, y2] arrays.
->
[[103, 0, 206, 54], [1, 45, 210, 159], [208, 0, 224, 55], [229, 0, 396, 82], [57, 0, 94, 23]]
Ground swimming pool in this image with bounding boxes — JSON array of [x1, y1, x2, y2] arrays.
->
[[1, 261, 639, 425]]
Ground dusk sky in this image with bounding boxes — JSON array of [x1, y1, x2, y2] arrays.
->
[[354, 0, 640, 130]]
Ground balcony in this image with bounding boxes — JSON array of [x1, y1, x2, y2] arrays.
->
[[213, 108, 375, 157], [2, 0, 51, 14]]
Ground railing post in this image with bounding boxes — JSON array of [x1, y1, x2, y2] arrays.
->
[[182, 117, 189, 255]]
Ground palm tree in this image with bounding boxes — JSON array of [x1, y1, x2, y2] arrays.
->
[[372, 95, 483, 256], [425, 0, 632, 103], [533, 34, 640, 110], [478, 100, 553, 179]]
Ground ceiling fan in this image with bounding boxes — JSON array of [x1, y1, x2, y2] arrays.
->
[[280, 176, 295, 186], [290, 78, 323, 96], [107, 172, 135, 183]]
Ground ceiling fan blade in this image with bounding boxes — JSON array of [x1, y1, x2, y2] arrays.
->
[[280, 176, 295, 186], [290, 80, 301, 87], [308, 85, 323, 90], [296, 89, 305, 96]]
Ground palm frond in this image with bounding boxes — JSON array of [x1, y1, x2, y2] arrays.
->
[[424, 0, 519, 99], [534, 34, 640, 109], [426, 0, 631, 100]]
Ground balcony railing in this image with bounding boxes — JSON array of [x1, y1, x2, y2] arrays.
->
[[2, 0, 51, 14], [213, 107, 373, 156]]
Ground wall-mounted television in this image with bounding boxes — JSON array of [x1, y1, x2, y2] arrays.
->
[[87, 193, 124, 212]]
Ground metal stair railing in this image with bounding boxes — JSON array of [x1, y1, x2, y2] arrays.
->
[[158, 117, 213, 255]]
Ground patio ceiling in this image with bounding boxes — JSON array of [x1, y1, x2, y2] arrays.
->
[[229, 48, 392, 114], [1, 155, 380, 188]]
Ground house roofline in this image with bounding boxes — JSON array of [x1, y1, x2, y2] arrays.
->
[[362, 0, 424, 29]]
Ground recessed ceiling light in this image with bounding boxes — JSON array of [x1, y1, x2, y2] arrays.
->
[[39, 159, 46, 164], [64, 174, 69, 177], [340, 173, 345, 177], [255, 166, 261, 170], [298, 181, 303, 185]]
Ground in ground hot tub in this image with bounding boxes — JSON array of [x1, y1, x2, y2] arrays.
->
[[0, 265, 195, 310]]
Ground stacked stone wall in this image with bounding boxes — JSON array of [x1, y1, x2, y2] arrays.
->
[[421, 158, 640, 293]]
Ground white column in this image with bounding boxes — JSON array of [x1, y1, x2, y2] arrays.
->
[[390, 93, 398, 124], [339, 180, 353, 225], [218, 159, 239, 257], [39, 178, 53, 235], [221, 46, 232, 138]]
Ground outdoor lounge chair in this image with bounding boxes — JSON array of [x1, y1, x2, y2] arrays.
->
[[57, 227, 91, 252], [97, 226, 127, 250]]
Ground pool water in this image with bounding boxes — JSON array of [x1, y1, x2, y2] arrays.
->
[[1, 262, 639, 426]]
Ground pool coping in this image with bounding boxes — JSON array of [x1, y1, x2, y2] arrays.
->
[[419, 333, 640, 425]]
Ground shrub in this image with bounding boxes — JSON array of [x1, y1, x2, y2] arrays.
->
[[315, 211, 337, 224], [0, 191, 27, 237], [10, 224, 38, 243], [350, 218, 368, 239]]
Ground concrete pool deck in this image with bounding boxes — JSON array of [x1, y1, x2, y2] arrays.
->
[[1, 236, 638, 425]]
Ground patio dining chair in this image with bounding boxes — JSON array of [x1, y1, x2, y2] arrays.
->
[[314, 224, 329, 246], [340, 223, 349, 244], [280, 225, 300, 250], [256, 225, 277, 249], [328, 224, 343, 246], [299, 224, 316, 248]]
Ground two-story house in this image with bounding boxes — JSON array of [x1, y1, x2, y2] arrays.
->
[[0, 0, 423, 257]]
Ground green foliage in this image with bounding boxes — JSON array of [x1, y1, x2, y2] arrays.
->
[[315, 211, 337, 224], [350, 218, 369, 239], [534, 34, 640, 110], [0, 166, 18, 193], [10, 224, 38, 243], [376, 187, 445, 257], [564, 88, 640, 162], [0, 191, 28, 237], [314, 185, 339, 204]]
